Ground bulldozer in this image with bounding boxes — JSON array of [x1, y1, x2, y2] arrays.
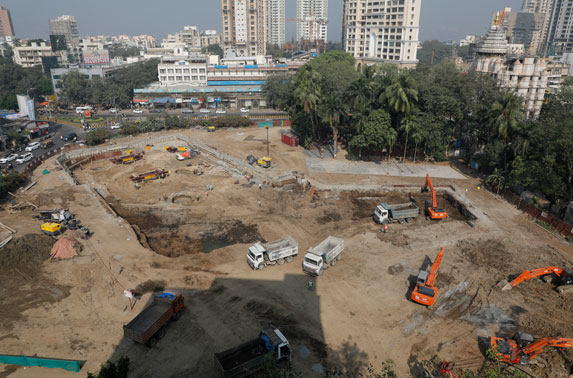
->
[[41, 222, 63, 236], [257, 157, 271, 168]]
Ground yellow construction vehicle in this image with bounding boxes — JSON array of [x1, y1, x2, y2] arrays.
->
[[41, 222, 63, 236], [207, 126, 216, 132], [257, 157, 271, 168]]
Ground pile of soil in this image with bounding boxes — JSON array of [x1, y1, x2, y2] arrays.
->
[[0, 234, 71, 331], [135, 279, 166, 294]]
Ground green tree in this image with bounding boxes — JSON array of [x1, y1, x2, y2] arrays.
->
[[487, 93, 524, 140], [383, 71, 418, 122], [294, 65, 322, 138], [486, 168, 506, 194], [85, 128, 113, 146], [348, 109, 392, 158], [59, 71, 90, 104], [320, 93, 347, 156], [202, 44, 223, 58], [263, 72, 295, 110], [400, 113, 418, 162], [87, 356, 129, 378]]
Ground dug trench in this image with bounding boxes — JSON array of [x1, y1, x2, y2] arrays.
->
[[107, 198, 265, 257]]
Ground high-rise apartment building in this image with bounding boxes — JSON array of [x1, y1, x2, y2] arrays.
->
[[266, 0, 285, 46], [342, 0, 421, 69], [0, 6, 15, 37], [296, 0, 328, 43], [521, 0, 554, 55], [221, 0, 266, 57], [544, 0, 573, 56], [49, 15, 79, 47]]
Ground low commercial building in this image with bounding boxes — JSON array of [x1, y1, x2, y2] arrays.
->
[[158, 56, 208, 87], [50, 66, 122, 94]]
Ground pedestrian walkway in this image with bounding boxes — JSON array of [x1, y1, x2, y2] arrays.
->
[[305, 158, 466, 179]]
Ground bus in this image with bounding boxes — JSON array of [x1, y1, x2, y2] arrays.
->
[[75, 106, 93, 114]]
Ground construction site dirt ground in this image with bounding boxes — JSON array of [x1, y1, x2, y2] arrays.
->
[[0, 126, 572, 378]]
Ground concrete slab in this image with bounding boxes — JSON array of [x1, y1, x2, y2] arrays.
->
[[305, 158, 466, 179]]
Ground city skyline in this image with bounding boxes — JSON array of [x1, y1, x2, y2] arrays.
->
[[3, 0, 521, 43]]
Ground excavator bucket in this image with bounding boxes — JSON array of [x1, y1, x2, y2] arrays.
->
[[499, 279, 513, 291]]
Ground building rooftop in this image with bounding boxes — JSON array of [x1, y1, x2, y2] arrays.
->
[[477, 13, 509, 56]]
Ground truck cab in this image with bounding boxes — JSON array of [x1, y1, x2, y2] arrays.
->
[[302, 253, 323, 275], [247, 243, 266, 270], [373, 205, 389, 224]]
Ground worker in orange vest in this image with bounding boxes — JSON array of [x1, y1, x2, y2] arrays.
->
[[383, 224, 388, 233]]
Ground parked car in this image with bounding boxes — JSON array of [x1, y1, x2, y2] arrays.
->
[[110, 123, 121, 129], [25, 142, 41, 152], [16, 153, 34, 164], [109, 108, 118, 113], [61, 133, 77, 141], [182, 108, 194, 114], [0, 154, 18, 164], [199, 108, 210, 114], [240, 107, 250, 113], [149, 109, 162, 113], [40, 140, 54, 149], [133, 109, 144, 114], [216, 109, 227, 114]]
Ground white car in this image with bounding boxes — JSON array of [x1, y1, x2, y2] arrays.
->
[[216, 109, 227, 114], [110, 123, 121, 129], [0, 154, 18, 163], [200, 108, 210, 113], [240, 108, 250, 113], [16, 153, 33, 164], [109, 108, 118, 113], [133, 109, 144, 114], [25, 142, 41, 152]]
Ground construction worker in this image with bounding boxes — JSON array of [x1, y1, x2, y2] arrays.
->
[[259, 183, 262, 190], [308, 279, 313, 291], [258, 200, 262, 208], [196, 194, 200, 201], [383, 224, 388, 233]]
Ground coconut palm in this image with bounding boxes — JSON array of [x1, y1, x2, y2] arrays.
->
[[486, 168, 505, 194], [487, 93, 524, 140], [384, 127, 398, 159], [383, 72, 418, 116], [294, 66, 322, 138], [400, 114, 418, 162], [348, 78, 371, 112], [320, 94, 347, 157], [411, 126, 425, 162]]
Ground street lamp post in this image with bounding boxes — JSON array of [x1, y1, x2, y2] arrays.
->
[[265, 125, 269, 156]]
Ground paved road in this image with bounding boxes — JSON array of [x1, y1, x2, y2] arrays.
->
[[1, 123, 85, 173]]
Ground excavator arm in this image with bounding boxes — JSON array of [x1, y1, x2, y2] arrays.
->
[[506, 266, 564, 289], [424, 174, 438, 209], [426, 247, 444, 287], [522, 337, 573, 360]]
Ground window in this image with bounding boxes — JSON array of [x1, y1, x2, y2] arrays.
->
[[168, 76, 174, 81], [160, 69, 166, 74], [192, 76, 198, 80]]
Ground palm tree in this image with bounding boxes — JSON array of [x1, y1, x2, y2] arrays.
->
[[487, 93, 524, 140], [384, 127, 398, 160], [320, 94, 347, 157], [294, 66, 322, 138], [410, 122, 425, 162], [486, 168, 505, 194], [400, 114, 418, 162], [383, 72, 418, 116], [348, 78, 371, 112]]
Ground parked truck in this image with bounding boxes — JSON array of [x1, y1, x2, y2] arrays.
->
[[302, 236, 344, 276], [214, 326, 291, 378], [123, 291, 184, 347], [247, 237, 298, 270], [373, 202, 419, 224]]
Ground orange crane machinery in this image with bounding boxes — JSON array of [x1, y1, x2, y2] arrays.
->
[[421, 174, 447, 220], [489, 333, 573, 364], [501, 266, 573, 294], [411, 247, 444, 306]]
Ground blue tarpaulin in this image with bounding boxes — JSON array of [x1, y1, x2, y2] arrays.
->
[[0, 355, 84, 373], [158, 292, 175, 300], [260, 334, 273, 351], [169, 98, 176, 103]]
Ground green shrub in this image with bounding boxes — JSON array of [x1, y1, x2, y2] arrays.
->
[[86, 356, 129, 378]]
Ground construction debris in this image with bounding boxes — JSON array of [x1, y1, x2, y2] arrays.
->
[[50, 237, 80, 259], [110, 152, 144, 165]]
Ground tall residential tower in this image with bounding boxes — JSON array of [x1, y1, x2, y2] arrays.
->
[[0, 6, 15, 37], [342, 0, 421, 69], [296, 0, 328, 43], [221, 0, 266, 56], [266, 0, 286, 46]]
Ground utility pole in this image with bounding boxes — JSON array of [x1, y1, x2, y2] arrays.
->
[[265, 125, 269, 156]]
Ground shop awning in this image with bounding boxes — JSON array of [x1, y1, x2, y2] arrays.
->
[[153, 97, 170, 104]]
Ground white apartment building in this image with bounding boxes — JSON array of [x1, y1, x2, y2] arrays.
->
[[266, 0, 286, 46], [13, 42, 55, 67], [201, 30, 221, 48], [296, 0, 328, 43], [158, 57, 208, 87], [342, 0, 421, 69]]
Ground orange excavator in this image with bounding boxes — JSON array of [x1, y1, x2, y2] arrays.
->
[[411, 247, 444, 306], [489, 333, 573, 364], [421, 174, 447, 220], [501, 266, 573, 294]]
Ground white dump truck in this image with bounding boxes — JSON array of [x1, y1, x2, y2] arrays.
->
[[373, 202, 419, 224], [302, 236, 344, 276], [247, 237, 298, 270]]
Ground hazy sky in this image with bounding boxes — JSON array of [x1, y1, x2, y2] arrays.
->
[[4, 0, 522, 42]]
